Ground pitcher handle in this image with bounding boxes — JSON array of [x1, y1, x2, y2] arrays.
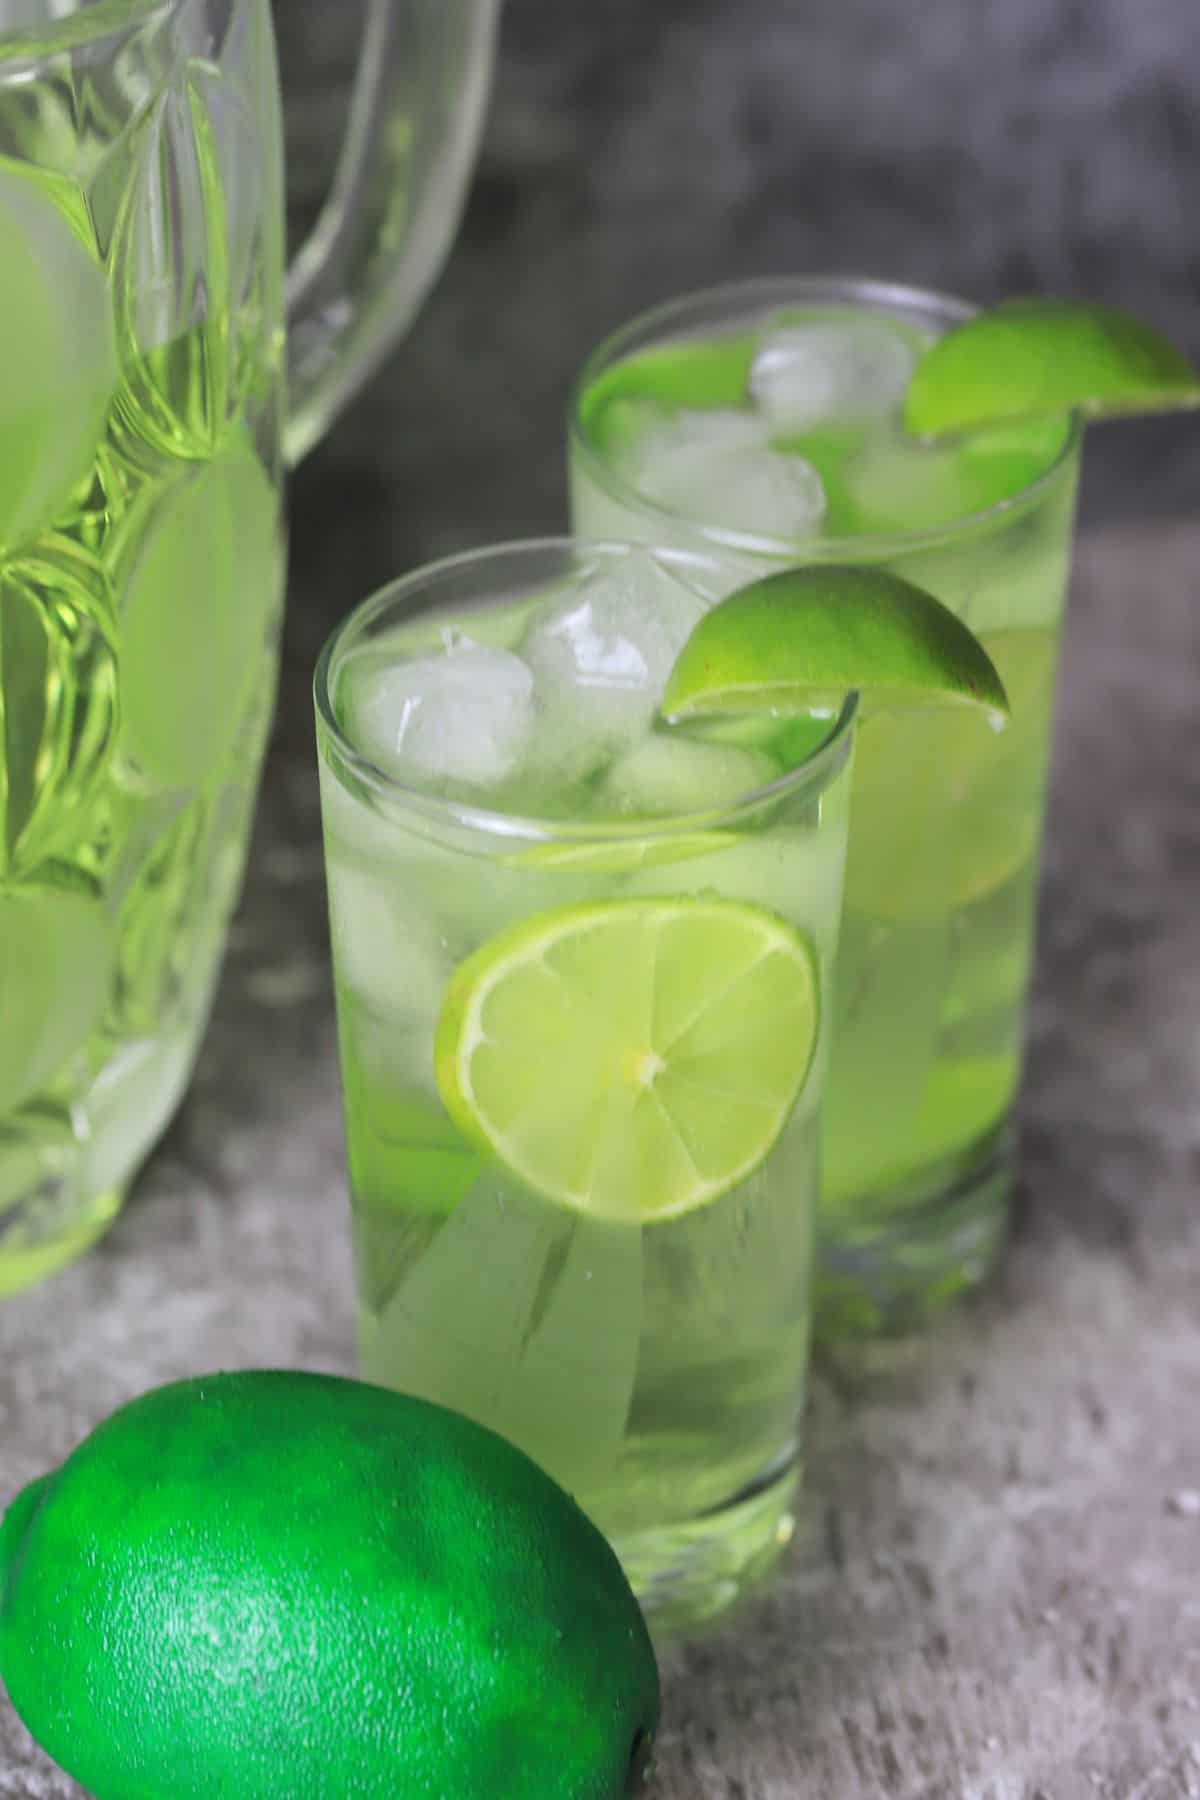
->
[[282, 0, 500, 467]]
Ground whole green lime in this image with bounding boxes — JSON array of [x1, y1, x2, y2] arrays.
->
[[0, 1371, 658, 1799]]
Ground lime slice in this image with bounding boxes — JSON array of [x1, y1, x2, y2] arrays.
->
[[435, 898, 819, 1223], [117, 444, 281, 788], [0, 885, 111, 1114], [0, 159, 116, 552], [661, 565, 1008, 722], [845, 628, 1057, 919], [904, 299, 1200, 438]]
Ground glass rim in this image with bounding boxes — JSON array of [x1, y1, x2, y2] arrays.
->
[[314, 535, 858, 851], [567, 272, 1084, 559], [0, 0, 180, 69]]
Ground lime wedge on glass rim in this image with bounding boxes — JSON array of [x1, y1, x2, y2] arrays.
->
[[903, 298, 1200, 439], [435, 898, 820, 1225], [661, 565, 1009, 724]]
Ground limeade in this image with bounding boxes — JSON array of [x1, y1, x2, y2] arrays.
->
[[0, 57, 285, 1295], [317, 546, 853, 1628], [570, 284, 1080, 1325]]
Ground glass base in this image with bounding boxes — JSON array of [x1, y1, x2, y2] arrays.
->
[[0, 1186, 126, 1299], [0, 1022, 202, 1299], [815, 1120, 1014, 1339], [612, 1457, 800, 1641]]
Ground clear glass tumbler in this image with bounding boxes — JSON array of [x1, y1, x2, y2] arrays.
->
[[568, 277, 1082, 1331], [316, 539, 854, 1632]]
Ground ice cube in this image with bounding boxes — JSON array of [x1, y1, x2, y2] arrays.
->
[[603, 735, 778, 818], [629, 405, 769, 461], [521, 549, 708, 758], [348, 636, 535, 790], [748, 316, 917, 431], [627, 408, 826, 541], [325, 858, 451, 1021]]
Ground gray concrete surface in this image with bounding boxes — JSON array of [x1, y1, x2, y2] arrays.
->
[[3, 4, 1199, 1787], [2, 522, 1197, 1798]]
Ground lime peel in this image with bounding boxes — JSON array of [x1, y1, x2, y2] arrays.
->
[[661, 565, 1009, 724], [903, 298, 1200, 439]]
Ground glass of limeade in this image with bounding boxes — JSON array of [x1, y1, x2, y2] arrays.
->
[[315, 539, 855, 1632], [569, 277, 1082, 1331]]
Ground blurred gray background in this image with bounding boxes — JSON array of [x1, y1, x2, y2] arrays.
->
[[275, 0, 1200, 669]]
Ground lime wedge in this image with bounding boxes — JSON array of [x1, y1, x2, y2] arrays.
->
[[435, 898, 819, 1223], [0, 885, 110, 1114], [904, 299, 1200, 438], [0, 159, 116, 551], [118, 444, 281, 789], [661, 565, 1008, 722]]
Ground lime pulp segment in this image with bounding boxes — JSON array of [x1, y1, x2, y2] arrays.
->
[[434, 897, 820, 1223]]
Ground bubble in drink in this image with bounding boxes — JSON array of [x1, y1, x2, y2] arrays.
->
[[626, 408, 826, 540], [748, 316, 917, 431], [348, 636, 536, 790], [0, 161, 117, 552]]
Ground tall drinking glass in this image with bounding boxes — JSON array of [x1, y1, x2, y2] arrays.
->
[[0, 0, 497, 1292], [316, 539, 854, 1631], [568, 278, 1082, 1331]]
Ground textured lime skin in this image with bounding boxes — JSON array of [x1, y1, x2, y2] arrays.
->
[[903, 298, 1200, 437], [0, 1371, 659, 1799]]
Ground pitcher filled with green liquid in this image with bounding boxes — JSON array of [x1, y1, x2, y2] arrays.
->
[[0, 0, 497, 1293]]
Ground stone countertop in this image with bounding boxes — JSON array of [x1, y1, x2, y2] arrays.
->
[[1, 523, 1198, 1799]]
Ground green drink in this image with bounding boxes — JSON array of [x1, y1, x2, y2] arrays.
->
[[569, 278, 1081, 1328], [0, 0, 502, 1294], [316, 541, 855, 1631], [0, 44, 285, 1291]]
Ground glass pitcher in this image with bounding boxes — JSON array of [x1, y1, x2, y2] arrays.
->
[[0, 0, 499, 1294]]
